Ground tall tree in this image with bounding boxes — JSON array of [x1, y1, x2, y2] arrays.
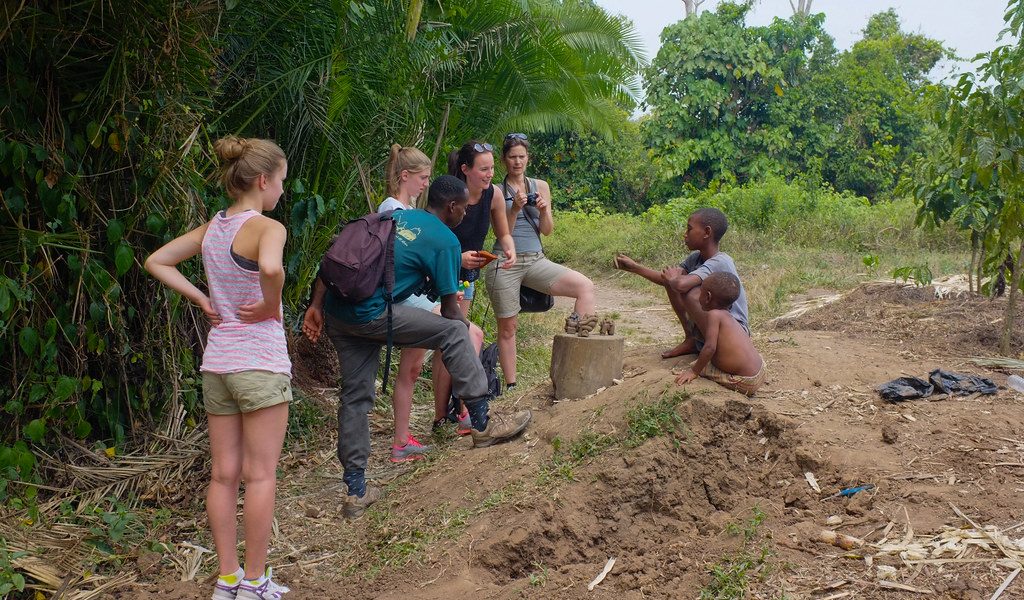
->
[[790, 0, 813, 16], [683, 0, 706, 17], [915, 0, 1024, 353]]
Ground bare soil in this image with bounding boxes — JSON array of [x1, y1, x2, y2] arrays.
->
[[127, 280, 1024, 599]]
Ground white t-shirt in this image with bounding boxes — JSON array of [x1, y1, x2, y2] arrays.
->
[[378, 196, 409, 212]]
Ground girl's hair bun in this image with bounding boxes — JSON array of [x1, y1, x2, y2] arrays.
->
[[213, 136, 247, 161]]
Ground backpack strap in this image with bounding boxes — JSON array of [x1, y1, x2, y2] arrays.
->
[[380, 212, 397, 394]]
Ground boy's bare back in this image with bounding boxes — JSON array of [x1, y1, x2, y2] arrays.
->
[[706, 309, 762, 377]]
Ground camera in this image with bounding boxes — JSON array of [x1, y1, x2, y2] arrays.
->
[[526, 192, 538, 207]]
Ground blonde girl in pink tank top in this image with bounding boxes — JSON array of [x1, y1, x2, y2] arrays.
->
[[145, 136, 291, 599]]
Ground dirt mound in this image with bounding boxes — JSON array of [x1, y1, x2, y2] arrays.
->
[[289, 331, 339, 387], [474, 398, 807, 595], [776, 282, 1023, 359]]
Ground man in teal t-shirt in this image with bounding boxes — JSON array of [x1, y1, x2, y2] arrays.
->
[[303, 175, 532, 518], [323, 208, 461, 324]]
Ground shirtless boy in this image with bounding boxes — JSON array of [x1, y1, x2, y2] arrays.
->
[[674, 272, 765, 396]]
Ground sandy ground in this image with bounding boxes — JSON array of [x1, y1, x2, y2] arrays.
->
[[123, 279, 1024, 599]]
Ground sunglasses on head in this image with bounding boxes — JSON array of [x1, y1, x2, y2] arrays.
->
[[472, 142, 493, 153], [505, 133, 528, 141]]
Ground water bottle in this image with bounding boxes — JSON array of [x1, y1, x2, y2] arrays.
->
[[1009, 375, 1024, 393]]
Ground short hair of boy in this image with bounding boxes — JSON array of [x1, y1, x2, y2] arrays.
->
[[692, 207, 728, 242], [426, 175, 469, 209], [703, 272, 741, 308]]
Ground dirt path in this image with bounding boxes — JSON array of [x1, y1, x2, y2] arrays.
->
[[131, 279, 1024, 600]]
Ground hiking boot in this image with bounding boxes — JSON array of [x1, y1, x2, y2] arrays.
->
[[471, 409, 532, 448], [235, 567, 290, 600], [599, 318, 615, 335], [456, 408, 473, 436], [390, 435, 431, 463], [577, 313, 599, 337], [343, 485, 383, 520], [564, 312, 580, 334]]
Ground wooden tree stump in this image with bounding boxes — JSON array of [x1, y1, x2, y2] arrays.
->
[[550, 333, 624, 400]]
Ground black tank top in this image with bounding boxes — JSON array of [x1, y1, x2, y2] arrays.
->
[[451, 184, 493, 281]]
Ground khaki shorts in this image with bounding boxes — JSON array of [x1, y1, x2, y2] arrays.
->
[[484, 252, 571, 318], [202, 370, 292, 415], [701, 359, 766, 397]]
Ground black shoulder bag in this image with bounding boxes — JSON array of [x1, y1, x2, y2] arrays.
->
[[513, 178, 554, 313]]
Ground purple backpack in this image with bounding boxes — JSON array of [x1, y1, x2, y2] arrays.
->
[[318, 210, 398, 391], [319, 210, 396, 303]]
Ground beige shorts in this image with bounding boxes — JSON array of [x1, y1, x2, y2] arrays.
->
[[484, 252, 571, 318], [202, 370, 292, 415], [701, 359, 766, 397]]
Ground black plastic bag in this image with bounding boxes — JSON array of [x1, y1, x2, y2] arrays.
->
[[928, 369, 997, 396], [877, 376, 933, 401]]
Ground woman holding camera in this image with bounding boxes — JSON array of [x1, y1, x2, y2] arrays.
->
[[485, 134, 596, 390]]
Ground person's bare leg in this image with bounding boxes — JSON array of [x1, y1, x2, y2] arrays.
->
[[240, 402, 289, 579], [548, 269, 595, 315], [497, 315, 518, 386], [393, 348, 427, 445], [662, 286, 708, 359], [434, 314, 482, 419], [207, 413, 243, 577]]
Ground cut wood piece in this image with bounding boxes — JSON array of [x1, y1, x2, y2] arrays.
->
[[550, 333, 624, 400]]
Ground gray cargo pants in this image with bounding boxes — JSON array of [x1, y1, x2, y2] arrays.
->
[[325, 305, 489, 473]]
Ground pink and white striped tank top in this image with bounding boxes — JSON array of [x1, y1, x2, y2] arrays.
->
[[200, 210, 292, 376]]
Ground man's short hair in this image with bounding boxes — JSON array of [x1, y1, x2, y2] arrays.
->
[[426, 175, 469, 209], [703, 272, 741, 308], [692, 207, 728, 242]]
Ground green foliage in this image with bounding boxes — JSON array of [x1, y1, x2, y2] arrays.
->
[[701, 507, 772, 600], [1, 1, 217, 497], [624, 391, 687, 448], [0, 0, 644, 500], [525, 111, 657, 213], [643, 4, 947, 199], [643, 178, 941, 250], [0, 540, 28, 597], [539, 429, 617, 483], [891, 264, 933, 287], [913, 0, 1024, 353]]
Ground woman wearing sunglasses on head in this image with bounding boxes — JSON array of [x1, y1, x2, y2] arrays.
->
[[447, 139, 517, 315], [484, 133, 596, 390]]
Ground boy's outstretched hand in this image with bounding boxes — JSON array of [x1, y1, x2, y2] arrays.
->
[[613, 253, 638, 272], [675, 369, 699, 386]]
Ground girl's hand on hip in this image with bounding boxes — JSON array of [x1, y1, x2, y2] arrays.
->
[[238, 300, 281, 323], [198, 297, 222, 326]]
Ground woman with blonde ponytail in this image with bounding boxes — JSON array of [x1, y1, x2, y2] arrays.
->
[[376, 144, 484, 463], [145, 136, 292, 599]]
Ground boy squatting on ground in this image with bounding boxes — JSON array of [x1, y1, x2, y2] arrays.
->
[[302, 175, 532, 519], [613, 207, 764, 395], [674, 272, 765, 395]]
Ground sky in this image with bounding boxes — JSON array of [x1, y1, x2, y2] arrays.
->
[[597, 0, 1011, 82]]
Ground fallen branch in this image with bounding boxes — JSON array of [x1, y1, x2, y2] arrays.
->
[[991, 568, 1021, 600]]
